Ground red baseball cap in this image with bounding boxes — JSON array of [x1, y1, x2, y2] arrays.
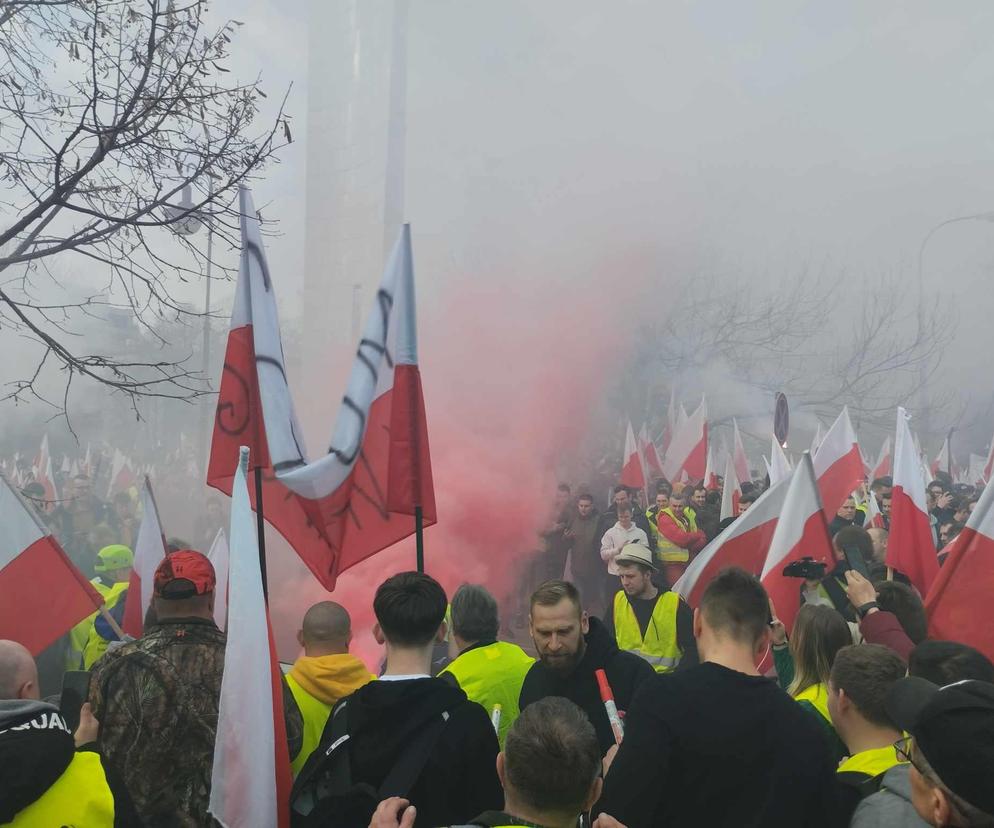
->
[[153, 550, 216, 599]]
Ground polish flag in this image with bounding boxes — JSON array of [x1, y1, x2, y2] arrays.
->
[[769, 436, 792, 486], [983, 435, 994, 483], [931, 438, 951, 477], [660, 388, 678, 454], [662, 397, 707, 482], [209, 447, 291, 827], [925, 476, 994, 662], [620, 422, 646, 489], [810, 422, 825, 455], [638, 423, 664, 478], [675, 474, 790, 607], [812, 407, 864, 521], [962, 453, 987, 487], [207, 529, 230, 631], [761, 454, 834, 632], [0, 472, 103, 655], [719, 454, 741, 521], [676, 403, 689, 432], [732, 419, 750, 485], [871, 437, 892, 481], [34, 435, 57, 508], [107, 449, 136, 498], [886, 408, 939, 596], [703, 443, 721, 490], [860, 487, 884, 529], [120, 478, 167, 637], [208, 188, 436, 590]]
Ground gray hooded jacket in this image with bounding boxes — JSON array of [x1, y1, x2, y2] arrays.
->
[[850, 763, 929, 828]]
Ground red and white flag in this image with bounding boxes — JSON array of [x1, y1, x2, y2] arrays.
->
[[931, 438, 951, 477], [732, 419, 750, 485], [121, 478, 167, 638], [638, 423, 664, 478], [810, 422, 825, 455], [209, 448, 292, 827], [719, 453, 741, 522], [982, 434, 994, 483], [662, 397, 707, 482], [886, 407, 939, 595], [871, 437, 892, 481], [703, 443, 721, 490], [0, 472, 103, 655], [620, 422, 646, 490], [925, 475, 994, 662], [107, 449, 136, 498], [208, 188, 436, 590], [207, 528, 230, 631], [812, 407, 864, 521], [860, 488, 884, 529], [962, 453, 987, 487], [33, 435, 57, 508], [675, 474, 790, 607], [761, 454, 834, 632], [769, 435, 792, 486]]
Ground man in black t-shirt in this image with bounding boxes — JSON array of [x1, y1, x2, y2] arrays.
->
[[598, 567, 836, 827]]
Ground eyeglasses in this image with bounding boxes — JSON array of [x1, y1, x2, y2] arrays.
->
[[894, 735, 926, 776]]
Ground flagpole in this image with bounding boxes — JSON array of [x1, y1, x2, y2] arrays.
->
[[415, 505, 425, 572], [254, 465, 269, 601]]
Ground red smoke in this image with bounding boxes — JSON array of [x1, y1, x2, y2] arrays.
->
[[268, 254, 646, 668]]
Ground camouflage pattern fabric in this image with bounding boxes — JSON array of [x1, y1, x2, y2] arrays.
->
[[91, 616, 302, 827]]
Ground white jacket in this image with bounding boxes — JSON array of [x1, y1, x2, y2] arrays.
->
[[600, 522, 649, 575]]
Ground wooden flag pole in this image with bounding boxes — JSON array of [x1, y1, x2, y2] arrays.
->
[[886, 566, 894, 581], [254, 465, 269, 602], [415, 505, 425, 573]]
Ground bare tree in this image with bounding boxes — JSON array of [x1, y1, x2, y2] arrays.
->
[[633, 265, 953, 438], [0, 0, 290, 416]]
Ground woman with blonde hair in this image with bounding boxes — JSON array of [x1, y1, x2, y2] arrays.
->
[[772, 602, 851, 762]]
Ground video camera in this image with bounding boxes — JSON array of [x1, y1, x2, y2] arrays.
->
[[781, 557, 828, 580]]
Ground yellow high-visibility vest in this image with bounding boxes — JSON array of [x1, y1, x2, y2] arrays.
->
[[82, 581, 129, 669], [612, 590, 682, 673], [286, 672, 333, 777], [5, 751, 114, 826], [654, 508, 698, 563], [440, 641, 534, 749], [837, 744, 905, 778]]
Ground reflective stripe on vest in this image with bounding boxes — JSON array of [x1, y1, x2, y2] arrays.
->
[[6, 750, 114, 826], [439, 641, 535, 749], [612, 590, 682, 673], [655, 508, 698, 563], [286, 672, 333, 777]]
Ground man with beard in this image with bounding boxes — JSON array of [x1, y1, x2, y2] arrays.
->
[[518, 580, 654, 755]]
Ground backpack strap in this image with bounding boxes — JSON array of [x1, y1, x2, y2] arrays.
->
[[377, 710, 450, 798], [290, 699, 353, 816]]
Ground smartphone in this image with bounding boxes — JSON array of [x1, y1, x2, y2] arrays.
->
[[842, 545, 871, 580], [59, 670, 91, 734]]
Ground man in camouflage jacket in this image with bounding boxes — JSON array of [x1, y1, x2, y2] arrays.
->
[[91, 550, 302, 827]]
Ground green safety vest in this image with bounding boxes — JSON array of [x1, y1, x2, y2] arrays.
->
[[5, 751, 114, 826], [612, 590, 682, 673], [655, 508, 698, 563], [440, 641, 534, 749], [286, 672, 333, 777]]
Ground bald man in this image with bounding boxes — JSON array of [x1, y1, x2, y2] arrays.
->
[[287, 602, 374, 775], [0, 640, 119, 824]]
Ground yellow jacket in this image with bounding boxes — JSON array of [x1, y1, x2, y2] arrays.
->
[[4, 751, 114, 827]]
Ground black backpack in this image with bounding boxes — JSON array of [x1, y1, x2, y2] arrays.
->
[[290, 699, 449, 828]]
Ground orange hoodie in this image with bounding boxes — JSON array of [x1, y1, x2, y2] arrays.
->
[[289, 653, 374, 706]]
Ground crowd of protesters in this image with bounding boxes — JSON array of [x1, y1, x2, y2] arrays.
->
[[2, 448, 994, 827]]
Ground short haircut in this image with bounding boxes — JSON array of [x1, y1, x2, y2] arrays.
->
[[617, 502, 633, 515], [451, 584, 499, 642], [699, 567, 768, 645], [833, 526, 874, 562], [692, 486, 707, 496], [830, 644, 906, 728], [655, 480, 672, 495], [373, 572, 447, 648], [881, 491, 892, 501], [738, 491, 758, 506], [740, 481, 756, 496], [577, 493, 594, 504], [504, 697, 600, 815], [530, 580, 582, 616], [909, 640, 994, 685], [875, 580, 928, 644], [613, 485, 629, 496], [927, 480, 946, 493], [557, 483, 571, 494], [616, 560, 653, 576], [301, 601, 351, 644]]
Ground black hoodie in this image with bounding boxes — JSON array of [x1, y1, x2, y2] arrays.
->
[[518, 616, 655, 754], [342, 676, 503, 827]]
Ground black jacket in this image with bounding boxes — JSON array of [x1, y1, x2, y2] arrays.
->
[[340, 677, 502, 827], [518, 616, 655, 754], [597, 662, 836, 827]]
